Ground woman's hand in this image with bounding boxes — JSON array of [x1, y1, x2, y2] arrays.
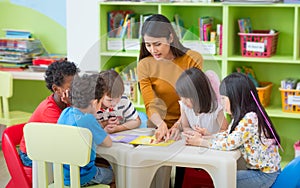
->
[[168, 125, 181, 141], [154, 121, 169, 143]]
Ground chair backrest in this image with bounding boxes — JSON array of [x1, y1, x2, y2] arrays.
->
[[2, 123, 32, 188], [0, 71, 13, 119], [271, 156, 300, 188], [24, 122, 93, 188]]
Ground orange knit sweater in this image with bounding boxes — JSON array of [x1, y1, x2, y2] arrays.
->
[[137, 50, 203, 128]]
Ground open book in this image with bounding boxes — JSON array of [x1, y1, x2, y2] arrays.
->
[[129, 136, 175, 146], [109, 133, 175, 146]]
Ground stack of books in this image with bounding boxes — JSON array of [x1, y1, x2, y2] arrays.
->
[[0, 29, 45, 66]]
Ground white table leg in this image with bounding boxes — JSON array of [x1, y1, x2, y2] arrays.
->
[[126, 165, 161, 188], [210, 158, 237, 188]]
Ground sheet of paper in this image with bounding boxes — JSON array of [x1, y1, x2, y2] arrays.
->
[[110, 134, 139, 143], [129, 136, 175, 146]]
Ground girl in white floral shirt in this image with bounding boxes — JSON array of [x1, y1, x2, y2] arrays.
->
[[185, 73, 281, 188]]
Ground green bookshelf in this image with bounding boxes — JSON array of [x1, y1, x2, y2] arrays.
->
[[66, 1, 300, 165]]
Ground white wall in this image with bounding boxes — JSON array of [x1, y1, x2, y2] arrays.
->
[[66, 0, 100, 72]]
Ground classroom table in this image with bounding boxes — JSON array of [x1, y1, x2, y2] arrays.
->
[[97, 128, 154, 187], [125, 139, 241, 188], [97, 141, 135, 187], [10, 70, 45, 80], [97, 134, 241, 188]]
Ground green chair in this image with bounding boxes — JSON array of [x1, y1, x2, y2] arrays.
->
[[24, 122, 110, 188], [0, 71, 32, 126]]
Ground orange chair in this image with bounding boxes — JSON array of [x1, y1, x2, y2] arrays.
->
[[2, 123, 32, 188]]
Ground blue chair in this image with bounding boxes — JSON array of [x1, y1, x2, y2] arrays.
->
[[271, 156, 300, 188], [138, 111, 148, 128]]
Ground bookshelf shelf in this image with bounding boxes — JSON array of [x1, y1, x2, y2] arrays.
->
[[100, 51, 139, 57], [266, 106, 300, 119], [227, 55, 300, 63], [67, 1, 300, 162]]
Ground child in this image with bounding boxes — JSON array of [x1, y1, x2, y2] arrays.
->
[[96, 69, 141, 134], [188, 72, 281, 188], [57, 73, 113, 186], [19, 60, 79, 167], [172, 67, 228, 143]]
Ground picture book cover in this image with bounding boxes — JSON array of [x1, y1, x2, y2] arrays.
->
[[199, 16, 214, 41], [129, 136, 175, 146], [108, 10, 134, 38]]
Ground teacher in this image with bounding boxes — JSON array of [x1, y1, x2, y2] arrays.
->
[[137, 14, 203, 188]]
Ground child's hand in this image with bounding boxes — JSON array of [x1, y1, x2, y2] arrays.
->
[[194, 127, 211, 136], [182, 130, 202, 146], [61, 89, 71, 105], [99, 120, 108, 128], [108, 117, 119, 125], [104, 124, 118, 134]]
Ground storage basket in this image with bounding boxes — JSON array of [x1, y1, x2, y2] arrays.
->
[[257, 82, 273, 107], [238, 30, 279, 57], [279, 88, 300, 113]]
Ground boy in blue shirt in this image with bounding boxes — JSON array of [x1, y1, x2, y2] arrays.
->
[[57, 73, 113, 186]]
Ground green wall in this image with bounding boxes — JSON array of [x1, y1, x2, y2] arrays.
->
[[10, 80, 51, 113], [0, 2, 66, 54], [0, 1, 66, 112]]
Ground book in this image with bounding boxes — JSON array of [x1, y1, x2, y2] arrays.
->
[[199, 16, 214, 41], [107, 10, 134, 38], [203, 23, 212, 41], [138, 14, 153, 39], [118, 13, 134, 38], [4, 29, 32, 39], [216, 24, 223, 55]]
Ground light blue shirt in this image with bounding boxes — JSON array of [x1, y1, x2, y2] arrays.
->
[[57, 107, 107, 186]]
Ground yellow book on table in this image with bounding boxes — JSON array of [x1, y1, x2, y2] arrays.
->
[[129, 136, 175, 146]]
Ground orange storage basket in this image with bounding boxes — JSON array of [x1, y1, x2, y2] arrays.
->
[[238, 30, 279, 57], [279, 88, 300, 113], [257, 82, 273, 107]]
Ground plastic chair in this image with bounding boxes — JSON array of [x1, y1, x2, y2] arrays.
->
[[271, 156, 300, 188], [0, 71, 32, 126], [182, 168, 214, 188], [2, 123, 32, 188], [138, 111, 148, 128], [24, 122, 109, 188]]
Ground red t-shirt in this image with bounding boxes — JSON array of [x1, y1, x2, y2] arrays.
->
[[19, 94, 62, 153]]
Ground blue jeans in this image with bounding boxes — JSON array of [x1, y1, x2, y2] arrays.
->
[[19, 150, 32, 167], [237, 169, 280, 188], [82, 166, 114, 186]]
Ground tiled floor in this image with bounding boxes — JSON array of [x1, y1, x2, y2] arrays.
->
[[0, 146, 10, 188]]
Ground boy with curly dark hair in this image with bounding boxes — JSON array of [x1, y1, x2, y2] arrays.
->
[[19, 60, 79, 167]]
